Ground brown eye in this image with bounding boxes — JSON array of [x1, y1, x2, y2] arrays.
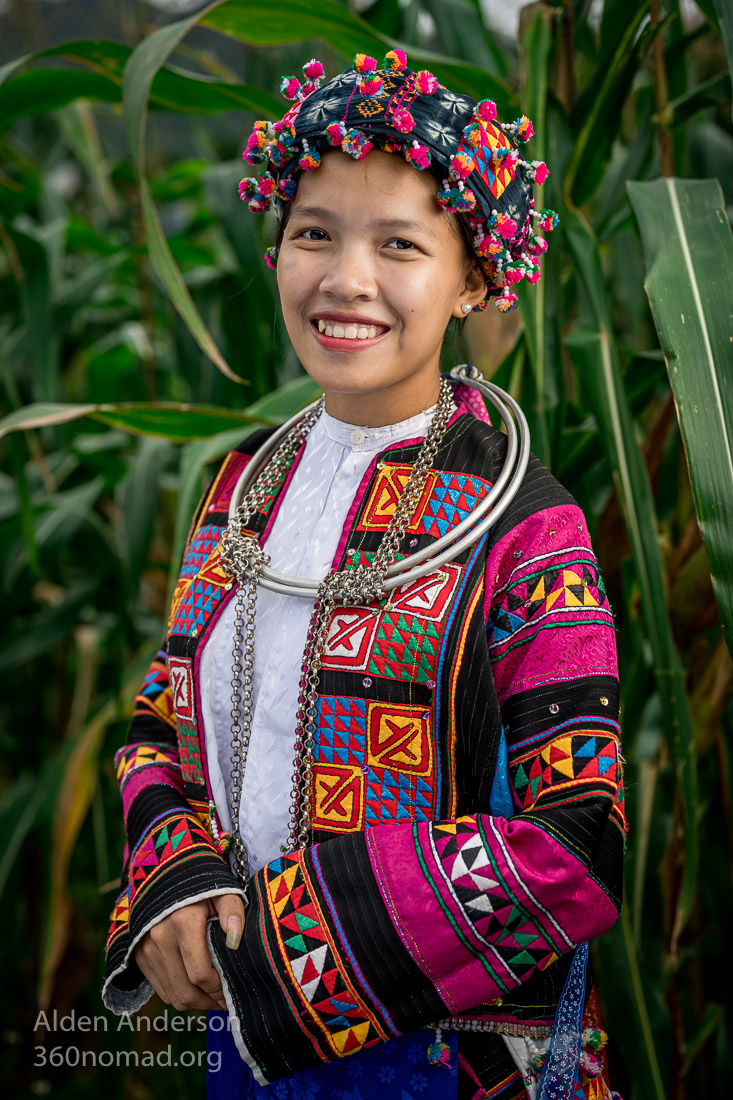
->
[[300, 228, 328, 241], [386, 238, 415, 250]]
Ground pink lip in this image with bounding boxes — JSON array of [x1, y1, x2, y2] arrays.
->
[[310, 319, 389, 351]]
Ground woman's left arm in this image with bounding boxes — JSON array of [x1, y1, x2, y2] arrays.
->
[[208, 476, 625, 1084]]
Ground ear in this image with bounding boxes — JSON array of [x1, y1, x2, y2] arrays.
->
[[452, 262, 487, 319]]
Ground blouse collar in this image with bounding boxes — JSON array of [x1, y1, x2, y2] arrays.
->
[[317, 396, 456, 453]]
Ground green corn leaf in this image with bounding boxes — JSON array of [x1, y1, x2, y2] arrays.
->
[[593, 901, 668, 1099], [0, 402, 271, 443], [566, 1, 653, 206], [627, 177, 733, 660], [0, 40, 282, 132], [712, 0, 733, 119], [563, 206, 699, 945]]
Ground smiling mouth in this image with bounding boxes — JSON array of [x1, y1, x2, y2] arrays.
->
[[310, 317, 390, 343]]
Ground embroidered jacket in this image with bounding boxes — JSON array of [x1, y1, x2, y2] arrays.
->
[[102, 381, 625, 1092]]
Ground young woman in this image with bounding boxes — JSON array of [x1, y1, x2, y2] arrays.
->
[[102, 51, 625, 1100]]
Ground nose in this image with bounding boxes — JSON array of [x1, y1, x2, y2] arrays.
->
[[318, 240, 378, 302]]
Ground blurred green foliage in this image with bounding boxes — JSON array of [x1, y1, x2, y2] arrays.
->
[[0, 2, 732, 1098]]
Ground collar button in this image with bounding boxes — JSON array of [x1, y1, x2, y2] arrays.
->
[[350, 428, 366, 445]]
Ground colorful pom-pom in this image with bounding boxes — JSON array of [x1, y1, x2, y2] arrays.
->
[[474, 298, 489, 312], [437, 185, 476, 214], [238, 177, 258, 201], [243, 130, 267, 165], [491, 144, 514, 163], [416, 70, 439, 95], [302, 59, 325, 80], [278, 177, 298, 200], [264, 246, 278, 270], [463, 122, 483, 149], [426, 1042, 451, 1066], [258, 175, 276, 197], [342, 128, 374, 159], [515, 114, 534, 141], [360, 75, 384, 96], [525, 266, 541, 284], [392, 109, 415, 133], [495, 291, 519, 313], [383, 49, 407, 72], [326, 121, 347, 146], [475, 99, 497, 123], [405, 141, 431, 170], [353, 53, 378, 73], [298, 150, 321, 171], [450, 152, 473, 181], [280, 75, 301, 100], [536, 208, 560, 231], [527, 234, 548, 255]]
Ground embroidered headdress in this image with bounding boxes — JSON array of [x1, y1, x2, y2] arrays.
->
[[239, 51, 558, 313]]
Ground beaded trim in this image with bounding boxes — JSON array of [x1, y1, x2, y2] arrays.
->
[[435, 1017, 553, 1038]]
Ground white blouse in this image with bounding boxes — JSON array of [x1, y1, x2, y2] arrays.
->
[[199, 398, 450, 873]]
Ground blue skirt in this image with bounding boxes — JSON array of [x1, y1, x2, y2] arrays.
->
[[206, 1012, 458, 1100]]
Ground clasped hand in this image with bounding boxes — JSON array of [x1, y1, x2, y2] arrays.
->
[[134, 893, 244, 1011]]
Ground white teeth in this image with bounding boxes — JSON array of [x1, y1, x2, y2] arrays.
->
[[316, 320, 382, 340]]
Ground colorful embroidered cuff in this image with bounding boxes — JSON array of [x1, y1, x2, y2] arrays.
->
[[102, 807, 247, 1015]]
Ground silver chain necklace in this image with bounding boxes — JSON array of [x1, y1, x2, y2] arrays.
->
[[218, 378, 456, 884]]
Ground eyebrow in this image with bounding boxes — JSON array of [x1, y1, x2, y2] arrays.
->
[[287, 205, 439, 240]]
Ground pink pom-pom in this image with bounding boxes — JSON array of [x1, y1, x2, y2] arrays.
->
[[383, 49, 407, 72], [258, 175, 276, 197], [416, 70, 438, 94], [264, 248, 278, 270], [504, 267, 524, 286], [534, 161, 549, 185], [526, 267, 541, 283], [528, 234, 548, 255], [326, 121, 346, 146], [476, 99, 497, 123], [405, 142, 431, 170], [302, 59, 325, 80], [495, 213, 517, 239], [392, 109, 415, 133], [360, 75, 384, 96], [450, 153, 473, 181], [353, 53, 378, 73], [238, 177, 255, 201], [280, 75, 301, 100]]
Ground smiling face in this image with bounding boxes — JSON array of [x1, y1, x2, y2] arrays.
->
[[275, 149, 486, 426]]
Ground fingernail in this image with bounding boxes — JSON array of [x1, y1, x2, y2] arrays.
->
[[226, 917, 242, 950], [217, 1000, 226, 1009]]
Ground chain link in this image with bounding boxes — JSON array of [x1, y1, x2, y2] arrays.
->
[[219, 379, 455, 881]]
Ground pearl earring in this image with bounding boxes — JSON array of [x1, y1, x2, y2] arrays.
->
[[461, 303, 472, 314]]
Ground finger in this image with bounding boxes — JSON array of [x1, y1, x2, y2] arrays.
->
[[175, 913, 225, 1002], [164, 943, 224, 1012], [211, 893, 246, 950], [135, 935, 173, 1005]]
